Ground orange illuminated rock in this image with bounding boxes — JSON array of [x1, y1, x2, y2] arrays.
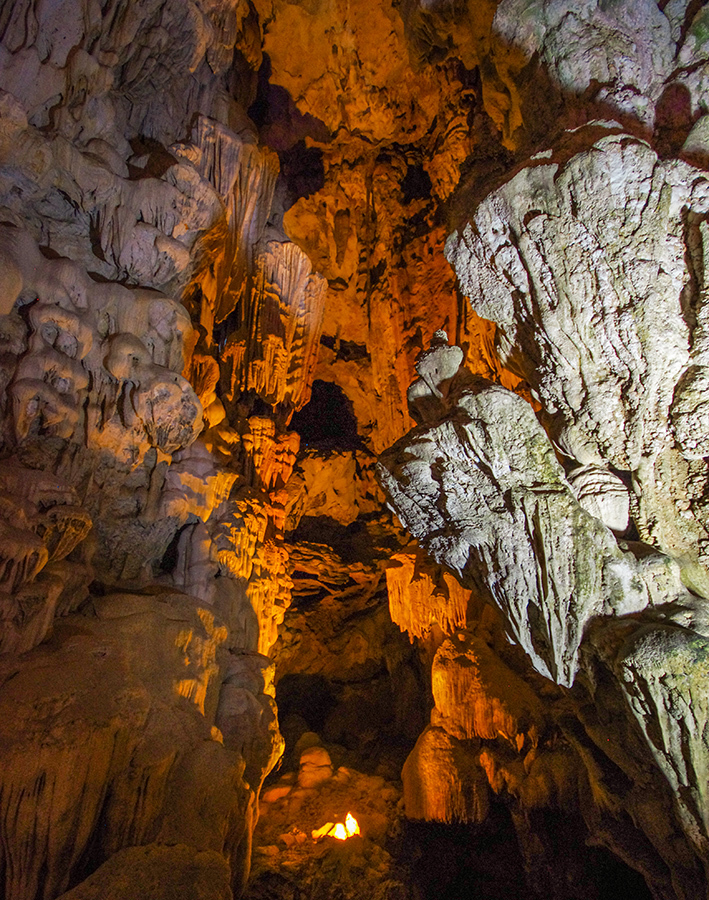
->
[[55, 845, 233, 900], [5, 1, 709, 899], [284, 156, 526, 455], [432, 635, 544, 750], [385, 549, 471, 640], [402, 725, 489, 824], [298, 745, 334, 788], [0, 592, 246, 900], [219, 241, 326, 412], [251, 0, 442, 145], [186, 116, 279, 326]]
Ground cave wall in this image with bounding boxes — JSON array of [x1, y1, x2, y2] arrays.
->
[[2, 1, 709, 899], [375, 5, 709, 900], [0, 2, 322, 896]]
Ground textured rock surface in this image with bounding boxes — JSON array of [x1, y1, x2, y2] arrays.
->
[[402, 724, 491, 824], [446, 127, 709, 558], [56, 844, 234, 900], [4, 0, 709, 898], [378, 337, 709, 898], [245, 741, 410, 900], [0, 1, 318, 896], [381, 369, 678, 685], [0, 591, 250, 900]]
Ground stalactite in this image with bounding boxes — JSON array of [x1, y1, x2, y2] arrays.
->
[[385, 550, 471, 640]]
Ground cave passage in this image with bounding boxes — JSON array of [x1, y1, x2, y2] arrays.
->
[[290, 380, 361, 450], [403, 812, 654, 900]]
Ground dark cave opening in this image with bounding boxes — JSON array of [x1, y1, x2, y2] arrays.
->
[[402, 810, 536, 900], [288, 516, 383, 564], [400, 162, 433, 204], [290, 380, 361, 450], [583, 845, 654, 900], [273, 660, 425, 780], [271, 661, 656, 900], [276, 673, 337, 735], [403, 807, 655, 900]]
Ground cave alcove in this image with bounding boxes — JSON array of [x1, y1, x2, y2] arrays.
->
[[290, 380, 362, 451]]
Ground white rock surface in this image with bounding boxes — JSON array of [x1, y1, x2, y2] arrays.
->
[[567, 465, 630, 533], [379, 376, 691, 686], [446, 128, 709, 473], [378, 339, 709, 884], [446, 126, 709, 559], [493, 0, 674, 127]]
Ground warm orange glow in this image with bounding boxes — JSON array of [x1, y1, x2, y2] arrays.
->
[[311, 821, 335, 840], [345, 812, 360, 836], [311, 813, 360, 841]]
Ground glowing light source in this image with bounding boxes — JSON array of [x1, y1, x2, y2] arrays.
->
[[344, 812, 360, 836], [311, 812, 360, 841]]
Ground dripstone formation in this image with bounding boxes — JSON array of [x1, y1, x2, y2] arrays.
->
[[2, 2, 709, 899]]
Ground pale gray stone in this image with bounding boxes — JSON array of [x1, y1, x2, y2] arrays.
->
[[378, 377, 691, 687], [446, 126, 709, 558], [493, 0, 674, 126], [567, 465, 630, 533]]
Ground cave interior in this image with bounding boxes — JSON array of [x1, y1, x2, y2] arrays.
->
[[1, 1, 709, 899]]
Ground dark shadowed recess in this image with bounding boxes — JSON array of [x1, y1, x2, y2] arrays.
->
[[402, 808, 536, 900], [400, 162, 433, 204], [402, 805, 654, 900], [274, 667, 425, 778], [277, 674, 337, 734], [289, 516, 385, 564], [290, 381, 361, 451], [248, 53, 327, 209], [249, 54, 330, 151], [320, 335, 370, 361]]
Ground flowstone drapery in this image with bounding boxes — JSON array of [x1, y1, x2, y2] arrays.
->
[[378, 218, 709, 896]]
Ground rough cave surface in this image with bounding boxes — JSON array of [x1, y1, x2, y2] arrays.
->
[[2, 1, 709, 899]]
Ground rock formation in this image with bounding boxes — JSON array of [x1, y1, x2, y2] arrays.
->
[[2, 1, 709, 898]]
